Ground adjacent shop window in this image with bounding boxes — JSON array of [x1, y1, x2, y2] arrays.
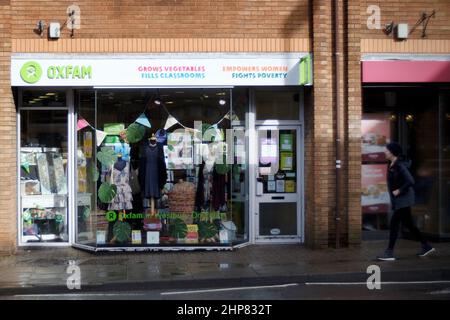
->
[[255, 90, 300, 121], [361, 112, 395, 230], [22, 90, 66, 108], [440, 90, 450, 235], [76, 90, 96, 245], [20, 108, 69, 243], [362, 87, 450, 238], [76, 89, 248, 248]]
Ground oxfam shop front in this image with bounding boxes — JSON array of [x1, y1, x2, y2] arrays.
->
[[12, 53, 311, 251]]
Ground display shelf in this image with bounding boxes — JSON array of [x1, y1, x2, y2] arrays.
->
[[21, 194, 67, 208], [22, 234, 58, 242], [21, 147, 61, 153]]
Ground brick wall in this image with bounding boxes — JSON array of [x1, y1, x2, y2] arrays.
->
[[306, 0, 363, 249], [0, 0, 16, 254], [360, 0, 450, 53], [10, 0, 310, 39], [346, 0, 362, 247], [306, 0, 335, 249], [361, 0, 450, 40]]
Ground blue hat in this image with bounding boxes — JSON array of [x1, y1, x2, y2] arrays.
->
[[156, 129, 167, 144]]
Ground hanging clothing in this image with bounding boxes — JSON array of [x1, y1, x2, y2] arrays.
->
[[108, 161, 133, 211], [194, 162, 205, 211], [212, 167, 226, 211], [139, 142, 167, 199]]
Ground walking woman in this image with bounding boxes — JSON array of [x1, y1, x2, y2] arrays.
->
[[377, 142, 435, 261]]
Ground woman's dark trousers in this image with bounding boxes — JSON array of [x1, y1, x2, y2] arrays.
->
[[388, 207, 427, 250]]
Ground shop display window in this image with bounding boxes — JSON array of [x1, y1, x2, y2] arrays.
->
[[20, 108, 69, 243], [76, 89, 248, 249], [362, 87, 450, 239]]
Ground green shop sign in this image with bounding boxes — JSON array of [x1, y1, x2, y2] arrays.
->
[[47, 65, 92, 79], [20, 61, 92, 84]]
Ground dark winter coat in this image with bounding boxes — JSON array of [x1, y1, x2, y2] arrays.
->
[[138, 142, 167, 199], [387, 158, 415, 210]]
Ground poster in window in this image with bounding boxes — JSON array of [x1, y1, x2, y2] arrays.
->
[[285, 180, 296, 193], [267, 180, 276, 192], [52, 153, 67, 195], [276, 180, 285, 193], [260, 140, 278, 162], [361, 164, 391, 214], [259, 134, 279, 175], [361, 113, 391, 162], [280, 152, 293, 171], [84, 132, 93, 159], [280, 133, 293, 151], [96, 230, 106, 245], [132, 230, 142, 245]]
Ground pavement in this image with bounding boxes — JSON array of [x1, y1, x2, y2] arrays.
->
[[0, 240, 449, 297]]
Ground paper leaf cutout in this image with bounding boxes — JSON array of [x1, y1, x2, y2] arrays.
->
[[169, 219, 188, 239], [126, 123, 146, 144], [113, 220, 132, 243], [98, 182, 117, 204], [198, 221, 218, 240], [97, 148, 118, 167]]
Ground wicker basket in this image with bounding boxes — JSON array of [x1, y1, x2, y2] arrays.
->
[[168, 179, 196, 223]]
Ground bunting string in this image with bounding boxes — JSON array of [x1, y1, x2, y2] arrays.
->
[[77, 96, 238, 143]]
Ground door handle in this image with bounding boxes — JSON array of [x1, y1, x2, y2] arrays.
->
[[272, 196, 285, 200]]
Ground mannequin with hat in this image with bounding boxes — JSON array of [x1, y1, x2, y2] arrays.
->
[[139, 133, 167, 214], [108, 152, 133, 211]]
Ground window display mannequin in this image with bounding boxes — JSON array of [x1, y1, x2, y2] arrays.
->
[[139, 133, 167, 214], [108, 154, 133, 211]]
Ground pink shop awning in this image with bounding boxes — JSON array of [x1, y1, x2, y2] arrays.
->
[[362, 60, 450, 83]]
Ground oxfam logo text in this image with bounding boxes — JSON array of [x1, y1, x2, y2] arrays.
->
[[20, 61, 43, 84]]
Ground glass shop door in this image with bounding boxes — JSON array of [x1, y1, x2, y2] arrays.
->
[[254, 126, 302, 242]]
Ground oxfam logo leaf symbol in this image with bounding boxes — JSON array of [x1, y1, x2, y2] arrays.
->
[[106, 211, 117, 222], [20, 61, 42, 84]]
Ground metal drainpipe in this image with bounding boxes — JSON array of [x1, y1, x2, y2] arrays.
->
[[333, 0, 342, 249]]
